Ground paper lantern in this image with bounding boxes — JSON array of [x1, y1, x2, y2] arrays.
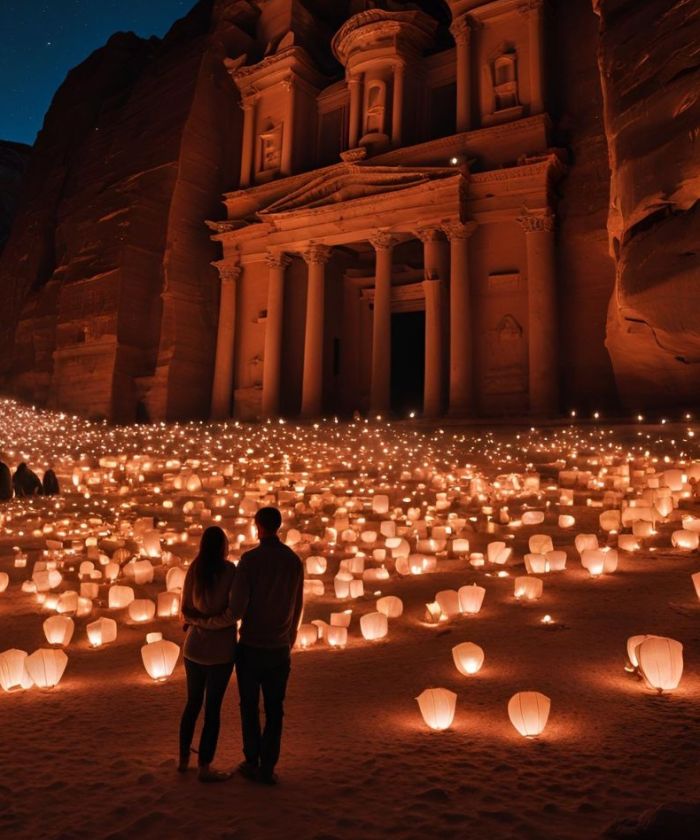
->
[[304, 579, 324, 596], [87, 617, 117, 647], [146, 632, 163, 644], [671, 530, 699, 550], [514, 577, 543, 600], [76, 597, 93, 618], [185, 474, 202, 493], [330, 611, 352, 628], [306, 555, 327, 575], [32, 569, 62, 592], [376, 595, 403, 618], [128, 599, 156, 623], [452, 642, 484, 675], [529, 535, 553, 554], [56, 591, 79, 614], [142, 529, 162, 558], [0, 649, 34, 692], [326, 626, 347, 648], [618, 535, 640, 552], [692, 571, 700, 601], [580, 549, 613, 577], [599, 510, 621, 532], [108, 585, 135, 609], [522, 511, 544, 525], [637, 636, 683, 693], [545, 550, 567, 571], [360, 612, 388, 641], [632, 520, 655, 538], [469, 552, 485, 568], [342, 555, 365, 575], [80, 582, 99, 599], [124, 559, 154, 585], [452, 538, 470, 555], [360, 530, 378, 545], [104, 562, 120, 582], [334, 572, 354, 599], [558, 514, 575, 529], [0, 572, 8, 593], [79, 561, 95, 577], [350, 579, 364, 599], [43, 615, 75, 646], [165, 567, 187, 592], [425, 601, 443, 623], [26, 648, 68, 689], [416, 688, 457, 731], [524, 553, 548, 574], [436, 589, 460, 618], [141, 639, 180, 681], [157, 591, 180, 617], [575, 534, 598, 554], [487, 541, 511, 565], [296, 624, 318, 649], [508, 691, 550, 737], [457, 584, 485, 615]]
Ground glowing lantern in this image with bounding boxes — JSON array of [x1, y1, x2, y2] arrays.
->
[[304, 580, 324, 596], [330, 611, 352, 628], [185, 474, 202, 493], [87, 617, 117, 647], [452, 642, 484, 675], [141, 639, 180, 681], [76, 597, 93, 618], [0, 649, 34, 692], [599, 510, 621, 532], [124, 560, 154, 585], [425, 601, 443, 623], [33, 569, 62, 592], [508, 691, 550, 737], [416, 688, 457, 731], [129, 599, 156, 623], [671, 530, 698, 550], [514, 577, 543, 600], [350, 579, 364, 598], [146, 632, 163, 644], [691, 571, 700, 601], [376, 595, 403, 618], [558, 515, 575, 529], [43, 615, 75, 646], [109, 585, 135, 609], [360, 612, 388, 641], [452, 538, 470, 555], [79, 561, 95, 577], [80, 582, 99, 599], [334, 571, 354, 599], [166, 567, 187, 591], [142, 530, 162, 557], [25, 649, 68, 688], [618, 535, 640, 552], [487, 541, 511, 564], [637, 636, 683, 693], [522, 511, 544, 525], [632, 520, 654, 538], [457, 584, 485, 615], [306, 556, 327, 575], [104, 562, 120, 582], [546, 550, 567, 571], [0, 572, 8, 593], [296, 624, 318, 649], [524, 553, 548, 574], [56, 592, 79, 614], [326, 626, 347, 648], [436, 589, 460, 618], [157, 591, 180, 617], [529, 535, 553, 554]]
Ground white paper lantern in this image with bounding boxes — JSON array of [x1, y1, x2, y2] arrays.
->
[[618, 535, 640, 552], [514, 576, 543, 600], [376, 595, 403, 618], [558, 514, 575, 529], [580, 549, 606, 577], [87, 617, 118, 647], [637, 636, 683, 693], [304, 579, 324, 596], [522, 511, 544, 525], [326, 626, 347, 648], [146, 632, 163, 644], [487, 541, 511, 565], [452, 642, 485, 675], [545, 550, 567, 571], [43, 615, 75, 646], [334, 571, 354, 599], [524, 553, 548, 574], [80, 582, 99, 599], [508, 691, 550, 737], [26, 648, 68, 689], [599, 510, 621, 532], [108, 585, 135, 609], [56, 591, 79, 614], [32, 569, 62, 592], [104, 562, 120, 582], [0, 649, 34, 692], [79, 561, 95, 577], [671, 530, 699, 550], [330, 611, 352, 628], [452, 538, 470, 555], [157, 591, 180, 617], [349, 579, 364, 598], [529, 535, 553, 554], [296, 624, 318, 648], [457, 584, 485, 615], [124, 559, 154, 585], [141, 639, 180, 681], [129, 599, 156, 623], [575, 534, 599, 554], [142, 529, 162, 557], [0, 572, 8, 593], [436, 589, 460, 618], [416, 688, 457, 731], [626, 634, 655, 669], [166, 567, 187, 592], [76, 597, 93, 618], [306, 555, 327, 575], [360, 612, 388, 641]]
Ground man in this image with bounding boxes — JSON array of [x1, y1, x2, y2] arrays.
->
[[187, 506, 303, 785], [12, 462, 43, 497]]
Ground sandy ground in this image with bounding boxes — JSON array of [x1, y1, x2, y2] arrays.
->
[[0, 402, 699, 839]]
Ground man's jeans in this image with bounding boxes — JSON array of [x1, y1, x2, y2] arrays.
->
[[236, 644, 291, 772]]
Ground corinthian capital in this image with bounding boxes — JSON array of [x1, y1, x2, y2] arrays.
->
[[265, 250, 292, 269], [442, 220, 477, 241], [516, 207, 555, 233], [302, 243, 332, 265], [369, 230, 398, 251], [213, 261, 242, 283], [449, 15, 471, 45], [414, 226, 443, 244]]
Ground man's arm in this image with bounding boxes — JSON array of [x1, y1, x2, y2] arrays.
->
[[185, 561, 250, 631], [288, 561, 304, 647]]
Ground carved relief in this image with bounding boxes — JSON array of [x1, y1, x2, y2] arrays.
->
[[493, 54, 519, 111], [363, 80, 387, 139], [483, 314, 527, 396], [259, 121, 282, 172]]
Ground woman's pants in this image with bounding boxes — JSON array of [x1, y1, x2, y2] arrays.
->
[[179, 658, 234, 766]]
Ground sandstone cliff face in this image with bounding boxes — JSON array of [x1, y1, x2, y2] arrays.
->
[[594, 0, 700, 409], [0, 0, 253, 421], [0, 141, 32, 254]]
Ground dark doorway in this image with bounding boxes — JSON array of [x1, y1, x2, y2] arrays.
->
[[391, 310, 425, 416]]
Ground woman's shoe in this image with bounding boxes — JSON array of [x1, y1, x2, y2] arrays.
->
[[177, 753, 190, 773], [198, 765, 233, 783]]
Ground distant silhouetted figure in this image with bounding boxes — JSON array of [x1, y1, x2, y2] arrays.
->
[[179, 526, 236, 783], [42, 469, 60, 496], [0, 461, 12, 501], [12, 462, 42, 497]]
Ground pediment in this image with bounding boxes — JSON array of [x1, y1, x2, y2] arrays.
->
[[259, 164, 457, 216]]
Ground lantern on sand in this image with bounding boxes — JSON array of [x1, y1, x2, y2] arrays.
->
[[575, 534, 598, 554], [487, 542, 511, 564], [296, 624, 318, 649], [142, 530, 162, 558], [558, 515, 575, 529], [166, 567, 187, 592], [372, 494, 390, 515], [436, 589, 460, 618], [671, 530, 699, 550], [529, 535, 553, 554], [360, 612, 388, 641], [626, 634, 656, 669], [416, 688, 457, 731], [141, 639, 180, 681], [128, 599, 156, 623], [146, 632, 163, 644], [157, 591, 180, 617], [452, 538, 470, 555], [26, 649, 68, 688], [457, 584, 485, 615], [546, 550, 567, 571], [334, 572, 354, 599], [524, 553, 547, 574], [617, 535, 639, 552], [330, 611, 352, 628], [80, 582, 99, 600], [124, 560, 154, 585], [514, 577, 543, 601], [0, 649, 34, 692], [326, 626, 347, 648], [304, 580, 324, 596], [104, 562, 120, 582], [452, 642, 485, 675], [599, 510, 621, 532], [306, 556, 327, 575], [376, 595, 403, 618], [508, 691, 550, 737], [108, 585, 135, 609], [425, 602, 443, 623], [0, 572, 8, 593], [350, 579, 364, 598], [636, 636, 683, 693], [522, 511, 544, 525], [43, 615, 75, 646], [87, 617, 117, 647], [56, 592, 79, 615]]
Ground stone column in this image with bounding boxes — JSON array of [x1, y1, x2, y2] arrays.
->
[[262, 251, 292, 417], [240, 94, 256, 188], [443, 221, 477, 415], [348, 74, 362, 149], [369, 232, 397, 414], [210, 263, 241, 419], [417, 228, 446, 417], [450, 16, 472, 132], [520, 0, 545, 114], [281, 77, 295, 176], [517, 208, 558, 415], [301, 244, 332, 418], [391, 61, 405, 146]]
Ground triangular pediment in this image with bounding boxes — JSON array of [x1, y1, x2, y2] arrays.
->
[[259, 164, 457, 216]]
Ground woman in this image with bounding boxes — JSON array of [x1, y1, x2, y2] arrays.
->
[[179, 526, 237, 782]]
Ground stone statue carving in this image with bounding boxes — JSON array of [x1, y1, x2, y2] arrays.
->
[[364, 80, 387, 137], [259, 122, 282, 172]]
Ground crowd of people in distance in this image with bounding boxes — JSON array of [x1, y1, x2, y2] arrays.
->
[[0, 459, 60, 500]]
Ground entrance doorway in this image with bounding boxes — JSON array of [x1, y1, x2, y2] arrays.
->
[[390, 310, 425, 416]]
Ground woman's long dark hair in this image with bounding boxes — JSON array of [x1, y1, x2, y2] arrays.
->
[[190, 526, 229, 604]]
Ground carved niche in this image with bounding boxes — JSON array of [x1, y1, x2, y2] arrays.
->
[[481, 46, 522, 126], [259, 121, 282, 173], [483, 314, 527, 396]]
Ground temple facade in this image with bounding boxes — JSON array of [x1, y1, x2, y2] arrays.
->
[[209, 0, 568, 420]]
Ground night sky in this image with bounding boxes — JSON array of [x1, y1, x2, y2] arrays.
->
[[0, 0, 194, 145]]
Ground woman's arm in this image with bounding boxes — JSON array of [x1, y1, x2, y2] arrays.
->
[[184, 565, 246, 631]]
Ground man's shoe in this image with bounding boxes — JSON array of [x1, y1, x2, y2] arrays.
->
[[198, 766, 233, 783], [258, 768, 278, 786], [238, 760, 259, 781]]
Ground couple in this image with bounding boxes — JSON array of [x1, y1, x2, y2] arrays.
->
[[179, 506, 304, 785]]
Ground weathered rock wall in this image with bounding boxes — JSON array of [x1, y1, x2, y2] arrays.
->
[[594, 0, 700, 409], [0, 141, 32, 255]]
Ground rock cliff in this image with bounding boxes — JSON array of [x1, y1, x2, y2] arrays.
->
[[0, 141, 32, 254]]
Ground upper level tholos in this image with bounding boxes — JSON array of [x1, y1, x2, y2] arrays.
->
[[226, 0, 548, 186]]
